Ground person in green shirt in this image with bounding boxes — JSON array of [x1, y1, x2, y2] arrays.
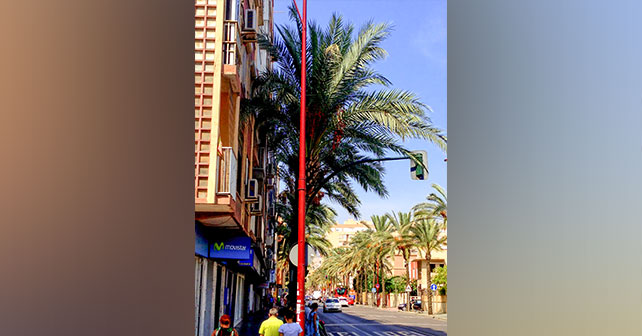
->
[[259, 308, 283, 336]]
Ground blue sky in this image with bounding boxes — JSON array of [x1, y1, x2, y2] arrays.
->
[[274, 0, 447, 223]]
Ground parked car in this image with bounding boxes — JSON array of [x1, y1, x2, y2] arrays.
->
[[323, 298, 342, 313], [338, 296, 349, 307]]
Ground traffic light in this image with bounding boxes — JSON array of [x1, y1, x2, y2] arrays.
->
[[409, 150, 428, 180]]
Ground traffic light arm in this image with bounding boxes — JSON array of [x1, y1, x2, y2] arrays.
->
[[306, 155, 427, 209]]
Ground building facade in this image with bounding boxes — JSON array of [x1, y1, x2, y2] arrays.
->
[[326, 219, 369, 248], [194, 0, 277, 335]]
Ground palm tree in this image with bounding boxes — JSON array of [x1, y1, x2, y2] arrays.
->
[[346, 230, 373, 303], [413, 183, 447, 226], [386, 211, 415, 283], [363, 215, 395, 307], [409, 218, 446, 315], [246, 4, 446, 306]]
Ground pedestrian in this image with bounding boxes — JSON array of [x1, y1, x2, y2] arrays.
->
[[277, 309, 302, 336], [211, 314, 238, 336], [259, 308, 283, 336], [278, 306, 293, 323], [306, 303, 320, 336]]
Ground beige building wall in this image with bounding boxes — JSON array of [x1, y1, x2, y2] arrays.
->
[[326, 219, 370, 248]]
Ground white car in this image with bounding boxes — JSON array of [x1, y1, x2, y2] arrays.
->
[[323, 298, 342, 313], [338, 296, 349, 307]]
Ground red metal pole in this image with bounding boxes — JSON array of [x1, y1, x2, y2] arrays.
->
[[296, 0, 307, 331]]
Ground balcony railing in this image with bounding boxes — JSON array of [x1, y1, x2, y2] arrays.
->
[[223, 20, 241, 65], [217, 147, 237, 197]]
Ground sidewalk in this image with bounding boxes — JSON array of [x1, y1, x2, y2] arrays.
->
[[238, 309, 269, 335]]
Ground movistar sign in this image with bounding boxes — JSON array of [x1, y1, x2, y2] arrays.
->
[[209, 237, 251, 259]]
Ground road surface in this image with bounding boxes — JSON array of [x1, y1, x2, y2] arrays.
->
[[318, 304, 447, 336]]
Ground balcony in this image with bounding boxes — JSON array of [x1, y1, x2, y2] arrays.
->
[[196, 147, 242, 229], [216, 146, 236, 195], [222, 20, 241, 93]]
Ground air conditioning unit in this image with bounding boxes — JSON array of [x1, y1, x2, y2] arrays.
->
[[250, 195, 263, 214], [253, 167, 265, 181], [246, 179, 258, 200], [266, 162, 276, 177], [243, 9, 257, 32]]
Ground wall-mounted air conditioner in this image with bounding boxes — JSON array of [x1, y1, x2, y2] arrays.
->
[[243, 9, 257, 32], [266, 162, 276, 177], [250, 195, 263, 214], [246, 179, 258, 200], [253, 167, 265, 181]]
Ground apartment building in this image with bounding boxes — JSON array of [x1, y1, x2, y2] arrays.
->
[[326, 219, 370, 248], [193, 0, 277, 335]]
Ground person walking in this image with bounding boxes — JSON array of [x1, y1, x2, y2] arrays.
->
[[277, 310, 302, 336], [259, 308, 283, 336], [306, 303, 320, 336], [211, 315, 238, 336]]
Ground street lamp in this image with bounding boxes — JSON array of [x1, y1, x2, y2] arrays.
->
[[293, 0, 308, 331]]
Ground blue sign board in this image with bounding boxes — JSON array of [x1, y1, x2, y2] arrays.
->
[[430, 284, 438, 291], [195, 224, 208, 257], [209, 236, 252, 259], [238, 248, 254, 267]]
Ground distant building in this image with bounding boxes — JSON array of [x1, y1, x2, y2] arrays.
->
[[326, 219, 370, 248]]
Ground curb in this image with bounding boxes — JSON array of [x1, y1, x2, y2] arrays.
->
[[356, 304, 447, 321]]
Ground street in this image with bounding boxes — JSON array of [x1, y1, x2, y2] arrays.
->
[[318, 305, 447, 336]]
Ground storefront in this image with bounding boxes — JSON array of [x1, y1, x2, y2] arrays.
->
[[195, 222, 266, 335]]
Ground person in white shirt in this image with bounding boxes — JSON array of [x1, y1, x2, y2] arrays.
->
[[278, 310, 303, 336]]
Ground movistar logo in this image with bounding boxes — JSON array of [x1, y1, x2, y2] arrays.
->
[[212, 242, 247, 252]]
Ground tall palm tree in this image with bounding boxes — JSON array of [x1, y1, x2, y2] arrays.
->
[[410, 218, 447, 315], [346, 229, 373, 303], [386, 211, 415, 284], [414, 183, 447, 225], [246, 4, 446, 306], [363, 215, 395, 306]]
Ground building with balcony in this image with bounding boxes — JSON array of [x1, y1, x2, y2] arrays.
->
[[193, 0, 277, 335], [326, 219, 370, 248]]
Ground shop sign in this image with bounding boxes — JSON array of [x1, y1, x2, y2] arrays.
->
[[238, 248, 254, 267], [195, 224, 208, 257], [209, 237, 251, 259]]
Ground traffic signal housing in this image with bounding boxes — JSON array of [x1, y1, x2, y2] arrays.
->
[[409, 150, 428, 180]]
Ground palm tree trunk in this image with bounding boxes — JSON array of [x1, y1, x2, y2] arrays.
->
[[381, 257, 387, 307], [404, 252, 411, 311], [356, 270, 360, 304], [374, 262, 379, 307], [426, 251, 433, 315]]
